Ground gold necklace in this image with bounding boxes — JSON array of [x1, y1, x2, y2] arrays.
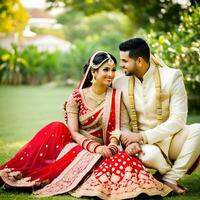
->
[[89, 87, 106, 105]]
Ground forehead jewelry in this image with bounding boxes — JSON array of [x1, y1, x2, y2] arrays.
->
[[107, 54, 115, 67], [90, 53, 115, 69]]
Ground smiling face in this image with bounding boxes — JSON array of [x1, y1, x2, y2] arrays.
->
[[120, 50, 139, 76], [93, 61, 116, 87]]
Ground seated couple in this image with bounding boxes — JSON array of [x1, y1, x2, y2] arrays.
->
[[0, 38, 200, 199]]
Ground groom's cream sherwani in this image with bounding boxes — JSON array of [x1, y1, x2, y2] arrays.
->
[[113, 63, 200, 185]]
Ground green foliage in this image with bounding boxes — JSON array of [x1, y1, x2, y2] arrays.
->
[[136, 4, 200, 113], [0, 45, 62, 85], [57, 10, 132, 43], [148, 4, 200, 89], [58, 41, 94, 81], [0, 8, 131, 85], [0, 44, 28, 85], [0, 0, 29, 36], [47, 0, 196, 32], [0, 32, 124, 85], [57, 35, 122, 81], [20, 45, 44, 84], [31, 27, 65, 39], [56, 10, 131, 74], [21, 46, 62, 84]]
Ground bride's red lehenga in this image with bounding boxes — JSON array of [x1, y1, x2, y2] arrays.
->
[[0, 88, 171, 199]]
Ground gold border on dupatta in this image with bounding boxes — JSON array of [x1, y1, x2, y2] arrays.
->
[[80, 129, 103, 144], [102, 88, 113, 144], [102, 88, 122, 144], [81, 110, 103, 129]]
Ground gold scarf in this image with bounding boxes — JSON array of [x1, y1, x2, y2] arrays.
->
[[128, 65, 162, 132]]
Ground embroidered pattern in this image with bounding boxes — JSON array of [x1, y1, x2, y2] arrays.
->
[[34, 150, 101, 197], [71, 151, 171, 199], [72, 90, 89, 116]]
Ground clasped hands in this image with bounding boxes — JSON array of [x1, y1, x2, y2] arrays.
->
[[121, 132, 144, 156], [96, 144, 119, 158], [96, 132, 144, 158]]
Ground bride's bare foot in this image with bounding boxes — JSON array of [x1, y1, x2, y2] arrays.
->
[[163, 181, 187, 195]]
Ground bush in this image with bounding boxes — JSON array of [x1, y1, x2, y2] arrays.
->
[[0, 44, 28, 85], [136, 4, 200, 113]]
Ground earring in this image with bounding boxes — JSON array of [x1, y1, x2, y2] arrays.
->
[[91, 75, 96, 84]]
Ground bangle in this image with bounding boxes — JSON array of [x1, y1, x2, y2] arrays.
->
[[79, 137, 87, 146], [86, 140, 94, 151], [94, 144, 101, 153], [81, 138, 101, 153], [108, 143, 119, 154], [81, 138, 90, 147]]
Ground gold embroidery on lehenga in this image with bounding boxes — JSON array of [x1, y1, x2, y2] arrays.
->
[[34, 149, 101, 197]]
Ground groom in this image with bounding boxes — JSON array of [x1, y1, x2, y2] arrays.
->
[[113, 38, 200, 194]]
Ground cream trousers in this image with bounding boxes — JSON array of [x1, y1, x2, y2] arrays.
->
[[138, 123, 200, 185]]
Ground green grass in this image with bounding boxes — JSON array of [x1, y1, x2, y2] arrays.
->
[[0, 86, 200, 200]]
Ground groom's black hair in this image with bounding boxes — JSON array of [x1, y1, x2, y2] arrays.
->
[[119, 38, 150, 63]]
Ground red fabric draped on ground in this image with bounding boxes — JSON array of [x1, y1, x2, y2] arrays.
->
[[0, 122, 82, 184], [0, 122, 71, 171], [0, 122, 101, 190]]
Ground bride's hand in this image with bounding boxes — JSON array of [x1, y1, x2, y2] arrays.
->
[[108, 143, 119, 155], [96, 145, 113, 158]]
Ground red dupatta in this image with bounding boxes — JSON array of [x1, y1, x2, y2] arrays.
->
[[102, 88, 122, 145]]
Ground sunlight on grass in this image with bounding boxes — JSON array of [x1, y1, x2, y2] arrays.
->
[[0, 141, 26, 149]]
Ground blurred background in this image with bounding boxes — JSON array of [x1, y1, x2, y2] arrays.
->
[[0, 0, 199, 114], [0, 2, 200, 199]]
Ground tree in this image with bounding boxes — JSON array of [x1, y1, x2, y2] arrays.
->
[[136, 3, 200, 113], [0, 0, 29, 36], [46, 0, 197, 32], [144, 4, 200, 89], [57, 9, 132, 42]]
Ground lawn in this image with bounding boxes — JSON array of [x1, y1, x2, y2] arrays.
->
[[0, 86, 200, 200]]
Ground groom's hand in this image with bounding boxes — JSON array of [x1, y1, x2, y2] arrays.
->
[[121, 132, 143, 146], [125, 142, 142, 156]]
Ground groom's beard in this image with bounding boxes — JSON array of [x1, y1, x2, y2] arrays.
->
[[123, 65, 137, 76], [124, 71, 134, 76]]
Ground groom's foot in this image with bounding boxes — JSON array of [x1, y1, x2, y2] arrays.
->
[[163, 181, 187, 195]]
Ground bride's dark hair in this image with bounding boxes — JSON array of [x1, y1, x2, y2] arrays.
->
[[82, 52, 117, 89]]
